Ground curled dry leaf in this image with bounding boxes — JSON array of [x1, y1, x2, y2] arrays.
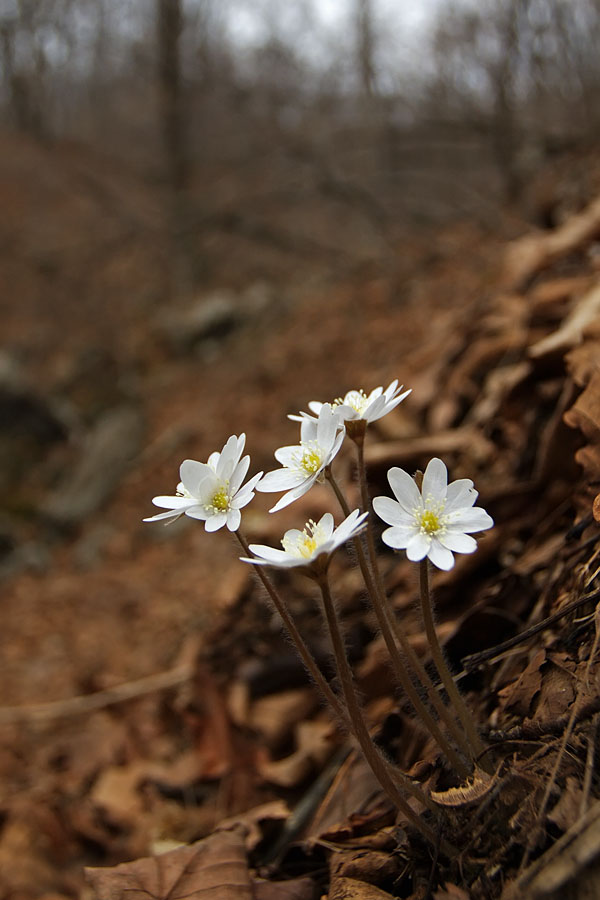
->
[[431, 767, 497, 808], [253, 876, 317, 900], [529, 281, 600, 358], [328, 876, 396, 900], [258, 719, 336, 788], [85, 826, 252, 900], [433, 885, 471, 900], [502, 194, 600, 290], [330, 848, 402, 883], [564, 369, 600, 446]]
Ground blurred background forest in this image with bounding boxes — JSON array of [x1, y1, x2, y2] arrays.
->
[[2, 2, 600, 897], [3, 0, 600, 303]]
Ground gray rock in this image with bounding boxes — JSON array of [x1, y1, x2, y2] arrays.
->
[[42, 406, 144, 528], [157, 290, 241, 352]]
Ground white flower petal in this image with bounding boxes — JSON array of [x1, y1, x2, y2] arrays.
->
[[372, 495, 410, 527], [364, 395, 387, 422], [422, 458, 448, 502], [269, 480, 313, 513], [428, 540, 455, 570], [143, 508, 186, 522], [247, 544, 292, 562], [274, 445, 301, 466], [381, 525, 416, 549], [316, 404, 338, 449], [387, 467, 421, 512], [444, 479, 476, 512], [229, 455, 250, 495], [380, 388, 411, 416], [406, 532, 432, 561], [329, 428, 346, 461], [205, 512, 227, 532], [382, 379, 398, 399], [151, 495, 194, 510], [300, 416, 318, 444], [332, 509, 367, 545], [197, 471, 219, 504], [257, 469, 304, 492], [318, 513, 335, 540], [180, 459, 212, 496], [226, 508, 241, 531], [185, 507, 209, 521], [217, 434, 244, 481], [439, 532, 477, 554], [207, 451, 220, 470], [449, 507, 494, 533]]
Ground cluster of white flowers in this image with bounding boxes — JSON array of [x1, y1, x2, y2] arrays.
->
[[143, 434, 262, 533], [144, 378, 493, 571]]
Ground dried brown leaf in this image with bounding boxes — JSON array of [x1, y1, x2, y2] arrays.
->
[[501, 799, 600, 899], [330, 848, 401, 883], [548, 777, 585, 833], [252, 876, 316, 900], [85, 826, 252, 900], [328, 876, 396, 900], [433, 885, 471, 900], [249, 689, 318, 747], [503, 195, 600, 290], [364, 427, 495, 471], [498, 650, 546, 717], [431, 767, 497, 808], [258, 719, 336, 788], [564, 370, 600, 446], [530, 281, 600, 357], [565, 339, 600, 387]]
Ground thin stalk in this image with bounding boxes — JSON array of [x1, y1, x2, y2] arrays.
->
[[325, 466, 471, 777], [317, 572, 448, 849], [419, 559, 488, 766], [353, 439, 474, 765], [236, 530, 344, 721]]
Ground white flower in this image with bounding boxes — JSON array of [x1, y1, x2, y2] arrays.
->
[[241, 510, 368, 571], [257, 404, 345, 512], [144, 434, 262, 532], [290, 380, 411, 426], [373, 457, 493, 571]]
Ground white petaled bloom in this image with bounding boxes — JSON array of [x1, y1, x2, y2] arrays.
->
[[289, 380, 411, 428], [143, 434, 262, 533], [241, 510, 368, 572], [372, 457, 493, 571], [257, 404, 345, 513]]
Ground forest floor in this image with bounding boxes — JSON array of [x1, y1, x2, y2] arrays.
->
[[0, 134, 599, 900]]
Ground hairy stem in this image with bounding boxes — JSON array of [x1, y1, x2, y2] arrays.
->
[[236, 530, 344, 721], [419, 559, 488, 767], [326, 465, 471, 776], [354, 439, 473, 767], [317, 572, 448, 848]]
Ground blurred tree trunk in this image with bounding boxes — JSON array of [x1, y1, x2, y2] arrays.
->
[[489, 0, 531, 202], [0, 4, 47, 141], [356, 0, 376, 101], [157, 0, 197, 298]]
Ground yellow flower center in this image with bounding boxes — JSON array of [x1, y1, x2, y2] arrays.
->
[[334, 389, 369, 416], [420, 510, 441, 534], [282, 519, 325, 558], [299, 445, 322, 475], [209, 485, 229, 512]]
